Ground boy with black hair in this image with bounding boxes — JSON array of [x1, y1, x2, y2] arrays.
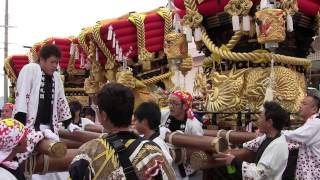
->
[[69, 83, 175, 180], [134, 101, 173, 165]]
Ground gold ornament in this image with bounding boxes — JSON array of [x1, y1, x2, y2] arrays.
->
[[244, 68, 270, 112], [206, 68, 247, 112], [179, 55, 193, 76], [164, 32, 188, 60], [116, 70, 135, 89], [255, 9, 286, 44], [224, 0, 253, 16]]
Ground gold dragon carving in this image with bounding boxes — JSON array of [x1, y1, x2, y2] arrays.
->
[[205, 67, 247, 112], [195, 66, 305, 114]]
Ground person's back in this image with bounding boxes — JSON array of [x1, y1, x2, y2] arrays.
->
[[69, 83, 175, 180], [71, 132, 175, 179]]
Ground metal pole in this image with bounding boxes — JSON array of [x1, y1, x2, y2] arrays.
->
[[4, 0, 9, 103]]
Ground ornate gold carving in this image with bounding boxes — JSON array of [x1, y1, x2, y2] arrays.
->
[[255, 9, 286, 44], [116, 70, 135, 89], [224, 0, 253, 16], [281, 0, 298, 16], [206, 68, 247, 112], [164, 32, 188, 60], [179, 55, 193, 76], [273, 67, 305, 113], [244, 68, 270, 112]]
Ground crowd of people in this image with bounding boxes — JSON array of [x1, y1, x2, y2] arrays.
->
[[0, 44, 319, 180]]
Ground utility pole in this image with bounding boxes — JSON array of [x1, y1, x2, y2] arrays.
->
[[4, 0, 8, 103]]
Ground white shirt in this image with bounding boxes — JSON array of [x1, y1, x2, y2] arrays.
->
[[283, 114, 320, 179], [153, 136, 173, 165], [0, 167, 17, 180], [243, 134, 289, 180], [160, 108, 203, 136], [81, 117, 95, 129], [160, 108, 203, 179]]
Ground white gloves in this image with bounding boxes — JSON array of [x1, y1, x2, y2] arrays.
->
[[67, 123, 81, 132], [159, 126, 171, 140], [42, 129, 60, 141]]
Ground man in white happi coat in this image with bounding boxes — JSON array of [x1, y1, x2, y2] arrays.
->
[[283, 95, 320, 179], [160, 90, 203, 180], [217, 101, 289, 180], [13, 44, 71, 162]]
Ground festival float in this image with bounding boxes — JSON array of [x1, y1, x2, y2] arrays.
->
[[3, 0, 320, 178]]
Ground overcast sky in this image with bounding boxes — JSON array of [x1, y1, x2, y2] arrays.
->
[[0, 0, 168, 99]]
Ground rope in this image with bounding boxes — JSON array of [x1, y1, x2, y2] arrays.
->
[[156, 7, 173, 36], [129, 12, 154, 69], [92, 21, 115, 62], [78, 28, 91, 55], [25, 154, 37, 180], [184, 0, 197, 12], [226, 31, 243, 50], [182, 0, 311, 68], [141, 71, 173, 85], [183, 0, 203, 28], [41, 154, 50, 175], [202, 29, 311, 68]]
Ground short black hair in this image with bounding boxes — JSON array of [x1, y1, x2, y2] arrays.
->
[[83, 107, 95, 117], [39, 44, 61, 60], [309, 95, 320, 111], [69, 101, 83, 120], [134, 101, 161, 131], [97, 83, 134, 128], [263, 101, 288, 131]]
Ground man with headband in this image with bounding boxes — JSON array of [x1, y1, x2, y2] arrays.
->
[[0, 118, 28, 180], [160, 90, 203, 179]]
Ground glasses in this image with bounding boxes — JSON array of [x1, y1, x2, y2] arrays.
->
[[168, 100, 182, 107]]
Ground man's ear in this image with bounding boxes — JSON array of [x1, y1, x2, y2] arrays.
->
[[100, 111, 108, 123], [267, 118, 274, 128], [142, 118, 149, 127], [312, 106, 318, 114]]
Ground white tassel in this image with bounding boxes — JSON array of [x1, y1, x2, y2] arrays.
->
[[119, 48, 123, 62], [286, 15, 294, 32], [80, 54, 84, 67], [260, 0, 268, 9], [75, 45, 79, 60], [167, 0, 173, 9], [232, 16, 240, 31], [242, 16, 250, 32], [174, 14, 182, 32], [184, 26, 192, 42], [116, 40, 119, 55], [69, 42, 75, 55], [107, 25, 113, 41], [255, 23, 260, 36], [263, 59, 275, 102], [194, 27, 202, 42], [112, 34, 116, 48], [96, 48, 99, 61], [52, 40, 56, 45]]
